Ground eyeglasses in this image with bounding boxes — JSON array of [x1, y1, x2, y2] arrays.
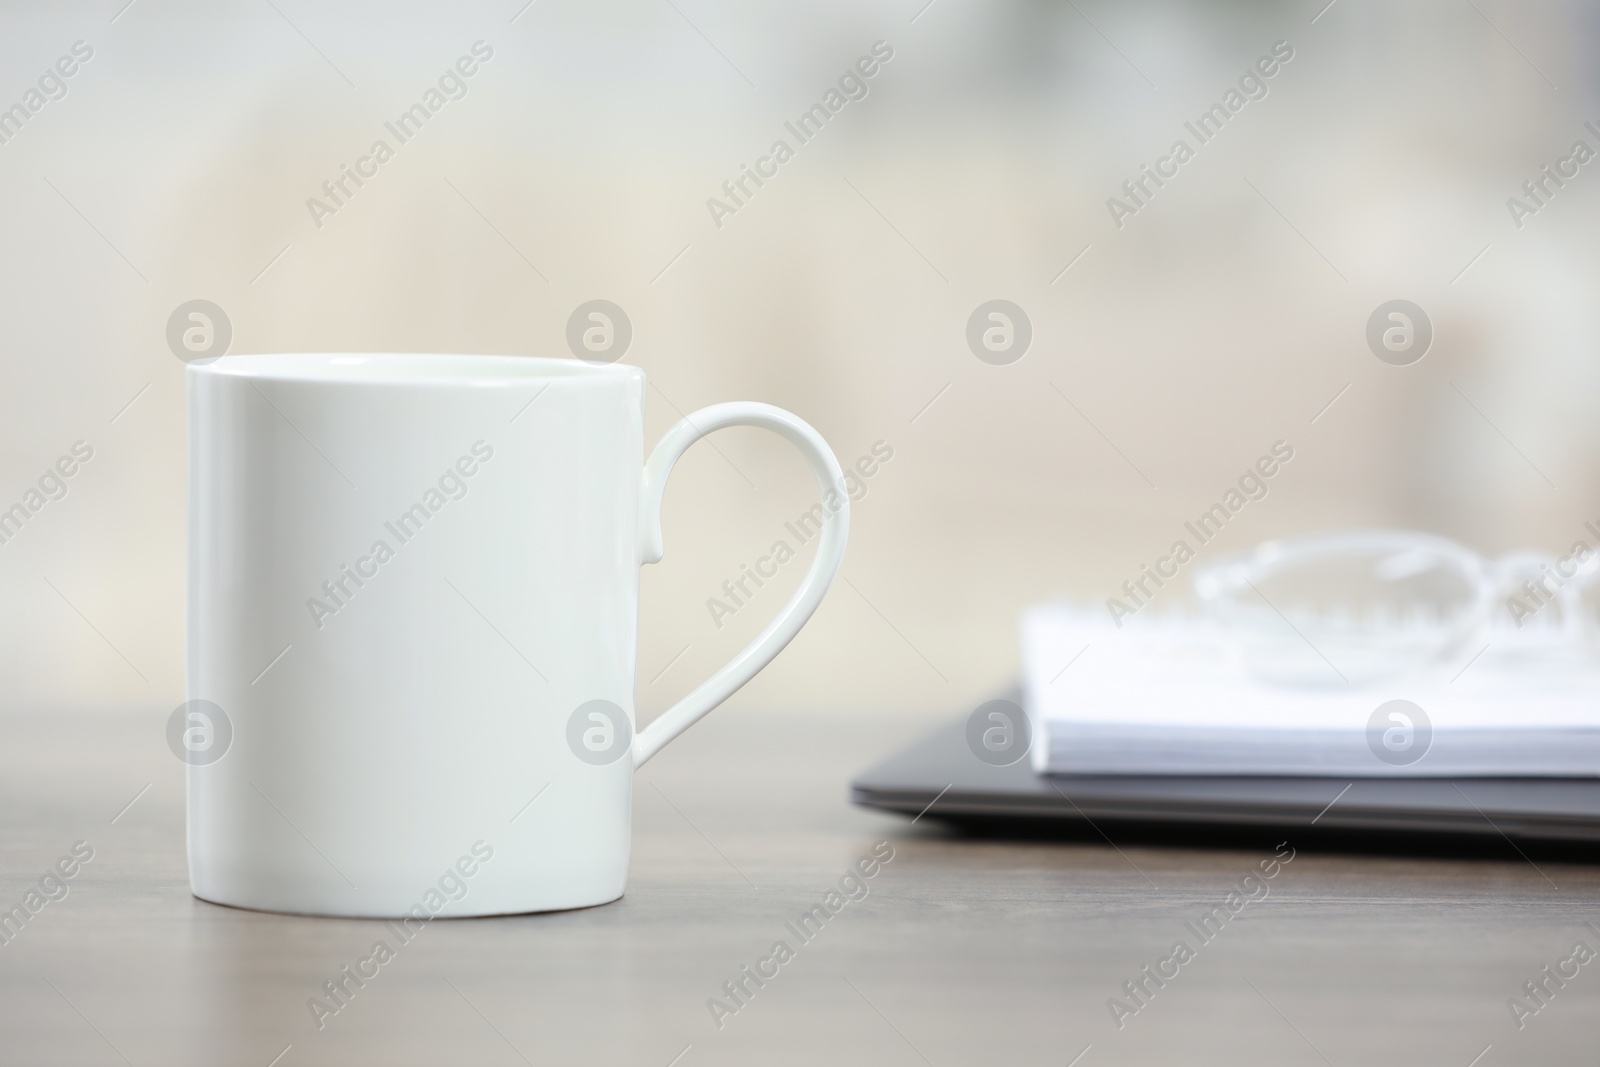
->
[[1191, 528, 1600, 686]]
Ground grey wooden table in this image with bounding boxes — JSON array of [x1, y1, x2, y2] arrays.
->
[[1, 705, 1596, 1066]]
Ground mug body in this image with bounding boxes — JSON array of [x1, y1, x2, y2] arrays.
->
[[186, 354, 645, 917]]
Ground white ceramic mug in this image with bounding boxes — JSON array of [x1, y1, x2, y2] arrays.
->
[[186, 354, 848, 918]]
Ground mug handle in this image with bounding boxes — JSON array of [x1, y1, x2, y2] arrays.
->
[[632, 402, 850, 767]]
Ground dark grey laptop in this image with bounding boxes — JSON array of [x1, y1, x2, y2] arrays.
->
[[852, 716, 1600, 845]]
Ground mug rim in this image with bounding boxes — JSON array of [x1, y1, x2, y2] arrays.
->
[[186, 353, 642, 384]]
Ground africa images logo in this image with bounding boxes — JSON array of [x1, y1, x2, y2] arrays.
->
[[965, 699, 1031, 767], [567, 700, 631, 766], [1366, 700, 1431, 767]]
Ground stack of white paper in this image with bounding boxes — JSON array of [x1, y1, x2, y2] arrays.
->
[[1021, 604, 1600, 777]]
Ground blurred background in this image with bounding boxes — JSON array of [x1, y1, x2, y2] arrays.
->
[[2, 0, 1598, 725]]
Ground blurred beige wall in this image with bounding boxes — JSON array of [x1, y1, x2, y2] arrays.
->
[[2, 0, 1598, 723]]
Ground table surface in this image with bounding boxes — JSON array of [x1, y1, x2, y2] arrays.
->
[[2, 706, 1597, 1067]]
